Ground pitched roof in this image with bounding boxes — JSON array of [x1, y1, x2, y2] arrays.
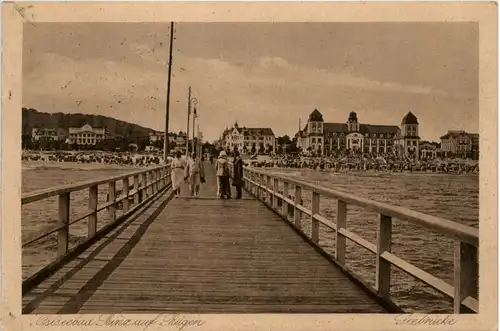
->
[[322, 123, 399, 135], [242, 128, 275, 136], [308, 109, 324, 122], [440, 130, 470, 140], [362, 124, 400, 134], [401, 111, 419, 125]]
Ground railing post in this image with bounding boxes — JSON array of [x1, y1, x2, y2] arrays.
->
[[255, 173, 260, 199], [57, 193, 70, 256], [156, 169, 160, 192], [260, 174, 265, 200], [282, 181, 289, 219], [266, 176, 272, 205], [376, 214, 392, 299], [335, 200, 347, 264], [108, 181, 116, 223], [134, 174, 140, 205], [122, 178, 130, 213], [311, 192, 320, 243], [145, 172, 150, 196], [294, 185, 302, 229], [152, 170, 157, 194], [453, 241, 478, 313], [161, 168, 165, 188], [142, 172, 148, 199], [88, 185, 98, 237], [273, 178, 279, 210]]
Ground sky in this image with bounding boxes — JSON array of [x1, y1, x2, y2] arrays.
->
[[23, 22, 479, 142]]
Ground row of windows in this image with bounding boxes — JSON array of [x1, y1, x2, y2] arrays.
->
[[315, 138, 394, 145], [323, 132, 395, 138], [311, 145, 396, 153], [70, 133, 105, 138], [69, 138, 101, 144], [34, 131, 57, 136], [331, 140, 394, 146]]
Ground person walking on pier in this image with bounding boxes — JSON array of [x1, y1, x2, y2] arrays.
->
[[232, 150, 244, 199], [185, 152, 205, 197], [215, 150, 231, 199], [171, 150, 186, 198]]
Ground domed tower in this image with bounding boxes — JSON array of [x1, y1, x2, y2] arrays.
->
[[401, 111, 420, 160], [308, 109, 324, 134], [347, 111, 360, 132]]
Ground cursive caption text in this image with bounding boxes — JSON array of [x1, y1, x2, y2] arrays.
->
[[394, 314, 458, 326], [35, 314, 206, 331]]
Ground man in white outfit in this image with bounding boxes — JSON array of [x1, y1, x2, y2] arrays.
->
[[185, 152, 205, 197]]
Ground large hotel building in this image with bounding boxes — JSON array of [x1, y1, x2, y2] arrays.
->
[[296, 109, 420, 159], [221, 122, 276, 153]]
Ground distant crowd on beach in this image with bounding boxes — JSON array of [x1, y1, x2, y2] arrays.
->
[[22, 150, 163, 167], [212, 147, 479, 175]]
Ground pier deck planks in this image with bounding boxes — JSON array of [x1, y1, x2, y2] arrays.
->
[[23, 162, 387, 314]]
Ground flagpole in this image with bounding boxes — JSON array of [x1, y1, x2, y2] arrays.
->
[[163, 21, 175, 164], [192, 106, 197, 156], [186, 86, 191, 157]]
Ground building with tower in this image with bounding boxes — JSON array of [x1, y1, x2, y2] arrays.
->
[[295, 109, 421, 159], [394, 111, 420, 160]]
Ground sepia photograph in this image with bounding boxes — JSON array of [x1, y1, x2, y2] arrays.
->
[[1, 2, 497, 331]]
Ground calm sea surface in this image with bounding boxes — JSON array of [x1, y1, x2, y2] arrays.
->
[[22, 162, 479, 313]]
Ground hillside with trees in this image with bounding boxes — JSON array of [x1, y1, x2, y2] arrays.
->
[[22, 107, 155, 140]]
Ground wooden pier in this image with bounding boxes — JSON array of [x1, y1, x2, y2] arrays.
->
[[21, 161, 479, 314]]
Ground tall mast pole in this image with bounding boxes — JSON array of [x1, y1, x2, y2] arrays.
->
[[186, 86, 191, 157], [163, 21, 175, 164], [192, 106, 197, 157]]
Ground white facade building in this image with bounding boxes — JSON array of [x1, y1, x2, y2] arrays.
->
[[222, 122, 276, 154], [32, 128, 59, 141], [68, 124, 106, 145]]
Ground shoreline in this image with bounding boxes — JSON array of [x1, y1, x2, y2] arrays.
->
[[22, 160, 147, 171]]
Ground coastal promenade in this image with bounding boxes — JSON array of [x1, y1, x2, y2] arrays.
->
[[21, 161, 478, 314]]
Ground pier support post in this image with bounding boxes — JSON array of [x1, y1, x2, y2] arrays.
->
[[335, 200, 347, 264], [453, 241, 478, 313], [88, 185, 98, 237], [311, 192, 320, 243], [122, 178, 130, 213], [57, 193, 70, 256], [282, 181, 289, 220], [294, 185, 302, 229], [376, 214, 392, 299], [108, 182, 116, 223]]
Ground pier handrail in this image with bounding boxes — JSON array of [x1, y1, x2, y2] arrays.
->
[[239, 164, 478, 314], [22, 163, 172, 294]]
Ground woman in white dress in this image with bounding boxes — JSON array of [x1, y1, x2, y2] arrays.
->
[[170, 150, 186, 197]]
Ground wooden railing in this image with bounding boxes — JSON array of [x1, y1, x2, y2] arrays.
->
[[240, 165, 479, 314], [21, 164, 172, 293]]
